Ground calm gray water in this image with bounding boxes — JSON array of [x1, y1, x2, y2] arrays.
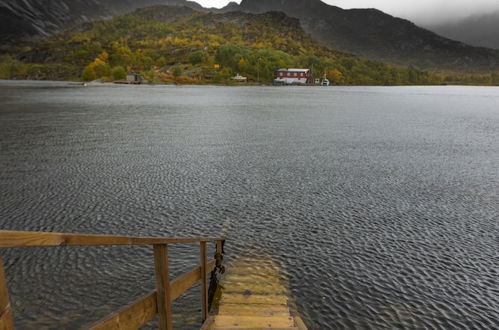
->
[[0, 81, 498, 329]]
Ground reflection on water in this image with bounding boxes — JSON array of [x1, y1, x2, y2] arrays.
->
[[0, 82, 498, 329]]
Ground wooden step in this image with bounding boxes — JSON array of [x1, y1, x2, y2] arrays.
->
[[221, 282, 288, 294], [222, 273, 284, 285], [225, 266, 283, 277], [220, 293, 288, 305], [211, 315, 296, 328], [202, 256, 307, 330], [218, 304, 291, 316]]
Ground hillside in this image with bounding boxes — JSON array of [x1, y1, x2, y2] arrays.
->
[[228, 0, 499, 72], [2, 0, 499, 74], [2, 5, 498, 85], [0, 6, 455, 85], [0, 0, 205, 43]]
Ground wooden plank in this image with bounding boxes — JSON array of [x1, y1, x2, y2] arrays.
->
[[218, 304, 290, 316], [212, 315, 295, 328], [222, 273, 281, 284], [0, 256, 14, 330], [0, 230, 224, 248], [154, 245, 172, 330], [200, 316, 215, 330], [200, 242, 208, 322], [90, 260, 217, 330], [221, 282, 288, 294], [223, 266, 281, 277], [90, 291, 157, 330], [294, 316, 308, 330], [207, 259, 216, 273], [216, 241, 222, 255], [170, 260, 216, 301], [220, 293, 288, 305]]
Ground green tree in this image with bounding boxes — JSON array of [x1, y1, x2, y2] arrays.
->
[[237, 58, 249, 73], [92, 58, 111, 78], [111, 66, 126, 80], [214, 67, 233, 83], [82, 65, 96, 81], [492, 72, 499, 85], [156, 57, 168, 68], [189, 50, 207, 65], [173, 65, 183, 78], [216, 44, 250, 70], [0, 55, 14, 79], [327, 69, 343, 84]]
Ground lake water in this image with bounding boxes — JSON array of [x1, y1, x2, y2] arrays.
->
[[0, 81, 498, 329]]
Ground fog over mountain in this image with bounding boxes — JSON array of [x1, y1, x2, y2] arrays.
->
[[325, 0, 499, 49], [428, 11, 499, 50], [199, 0, 499, 49], [2, 0, 499, 71], [199, 0, 499, 26], [325, 0, 499, 26]]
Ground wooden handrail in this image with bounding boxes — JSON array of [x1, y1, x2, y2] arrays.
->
[[90, 291, 158, 330], [0, 230, 225, 330], [199, 242, 208, 322], [90, 260, 217, 330], [0, 230, 224, 247]]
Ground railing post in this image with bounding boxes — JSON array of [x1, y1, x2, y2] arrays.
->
[[153, 245, 172, 330], [0, 256, 14, 330], [215, 240, 222, 258], [199, 242, 208, 322]]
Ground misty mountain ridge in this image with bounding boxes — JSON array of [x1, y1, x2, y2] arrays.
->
[[0, 0, 205, 42], [1, 0, 499, 72], [4, 5, 455, 85], [223, 0, 499, 71], [429, 10, 499, 50]]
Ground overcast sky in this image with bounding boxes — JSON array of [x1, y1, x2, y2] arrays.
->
[[194, 0, 499, 25]]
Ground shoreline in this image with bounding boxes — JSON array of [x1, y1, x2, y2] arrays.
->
[[0, 79, 497, 88]]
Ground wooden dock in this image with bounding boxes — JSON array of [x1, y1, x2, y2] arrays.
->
[[0, 230, 225, 330], [202, 257, 307, 330], [0, 231, 308, 329]]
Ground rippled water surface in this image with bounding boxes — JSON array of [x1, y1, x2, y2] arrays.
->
[[0, 81, 498, 329]]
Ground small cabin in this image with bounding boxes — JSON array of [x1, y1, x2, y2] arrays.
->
[[126, 72, 144, 84], [274, 68, 310, 85]]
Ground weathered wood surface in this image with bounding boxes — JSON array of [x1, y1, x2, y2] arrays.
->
[[294, 316, 308, 330], [90, 259, 216, 330], [90, 291, 157, 330], [0, 257, 14, 330], [0, 230, 223, 247], [202, 257, 307, 330], [199, 242, 208, 322], [154, 245, 173, 330], [171, 260, 216, 301], [0, 230, 225, 330], [208, 315, 296, 328]]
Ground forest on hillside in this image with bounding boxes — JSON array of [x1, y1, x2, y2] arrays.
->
[[1, 7, 498, 86]]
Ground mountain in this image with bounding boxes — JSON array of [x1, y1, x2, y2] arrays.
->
[[1, 5, 454, 85], [2, 0, 499, 73], [223, 0, 499, 71], [0, 0, 204, 43], [428, 11, 499, 50]]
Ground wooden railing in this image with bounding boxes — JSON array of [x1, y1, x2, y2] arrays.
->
[[0, 230, 225, 330]]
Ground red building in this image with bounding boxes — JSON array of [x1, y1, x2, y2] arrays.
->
[[274, 68, 311, 85]]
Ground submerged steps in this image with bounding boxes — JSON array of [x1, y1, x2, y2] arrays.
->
[[202, 257, 307, 330]]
